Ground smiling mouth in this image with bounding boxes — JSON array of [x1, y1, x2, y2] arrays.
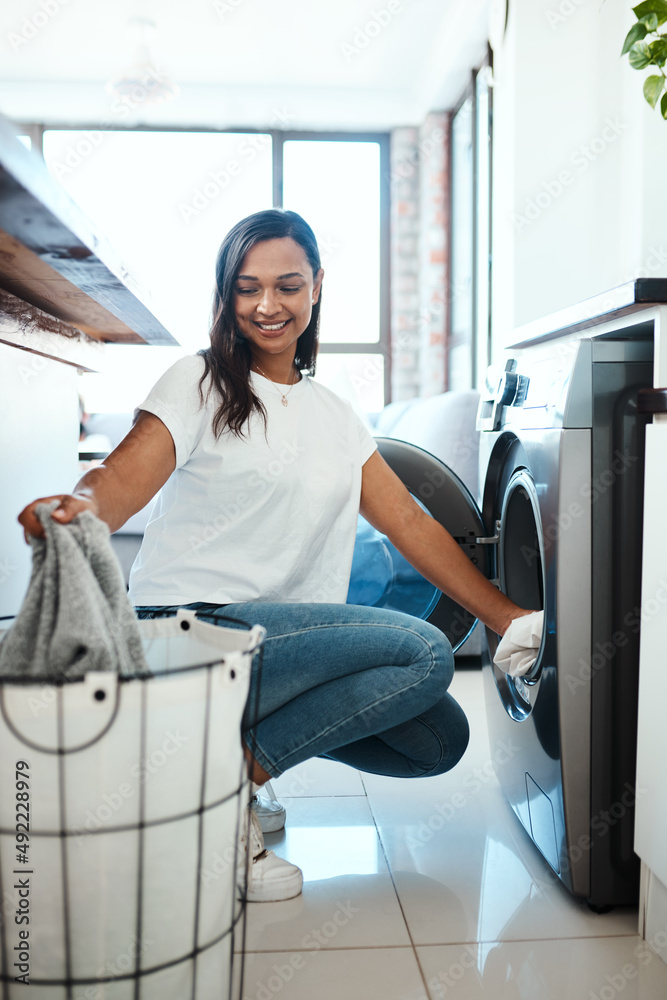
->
[[255, 320, 290, 332]]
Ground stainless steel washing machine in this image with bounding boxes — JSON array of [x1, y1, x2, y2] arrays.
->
[[477, 332, 653, 909], [348, 329, 653, 909]]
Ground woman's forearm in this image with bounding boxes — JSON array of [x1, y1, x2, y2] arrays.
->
[[389, 510, 526, 636], [359, 452, 534, 637], [72, 411, 177, 531], [69, 462, 140, 533]]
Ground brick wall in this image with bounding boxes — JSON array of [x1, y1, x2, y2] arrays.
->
[[389, 114, 450, 402]]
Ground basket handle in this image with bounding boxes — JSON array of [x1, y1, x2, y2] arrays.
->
[[0, 672, 120, 754]]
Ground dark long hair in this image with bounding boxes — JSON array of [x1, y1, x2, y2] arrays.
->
[[198, 209, 322, 437]]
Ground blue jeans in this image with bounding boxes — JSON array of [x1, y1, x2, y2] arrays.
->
[[134, 602, 469, 780]]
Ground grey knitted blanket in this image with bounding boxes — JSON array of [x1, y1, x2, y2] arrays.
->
[[0, 502, 148, 680]]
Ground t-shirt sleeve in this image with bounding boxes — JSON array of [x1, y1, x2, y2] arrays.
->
[[353, 408, 378, 466], [133, 355, 207, 469]]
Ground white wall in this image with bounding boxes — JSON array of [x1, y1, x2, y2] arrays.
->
[[491, 0, 667, 348]]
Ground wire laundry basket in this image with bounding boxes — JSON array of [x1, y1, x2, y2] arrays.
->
[[0, 608, 264, 1000]]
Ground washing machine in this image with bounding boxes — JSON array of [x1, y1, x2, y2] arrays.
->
[[348, 329, 653, 910]]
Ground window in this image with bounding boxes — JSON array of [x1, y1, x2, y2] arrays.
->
[[474, 65, 492, 390], [37, 127, 389, 415], [449, 94, 474, 391], [447, 55, 493, 391], [280, 135, 388, 414], [42, 129, 273, 411]]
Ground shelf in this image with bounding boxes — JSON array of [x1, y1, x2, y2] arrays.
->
[[511, 280, 667, 349], [0, 115, 178, 346]]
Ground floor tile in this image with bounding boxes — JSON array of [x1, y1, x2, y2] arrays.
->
[[242, 873, 411, 954], [267, 795, 387, 881], [237, 947, 428, 1000], [234, 665, 660, 1000], [362, 672, 638, 944], [243, 796, 411, 952], [271, 755, 366, 798], [381, 785, 636, 944], [417, 937, 667, 999]]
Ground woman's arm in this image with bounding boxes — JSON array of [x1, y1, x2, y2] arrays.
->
[[18, 410, 176, 538], [359, 451, 532, 637]]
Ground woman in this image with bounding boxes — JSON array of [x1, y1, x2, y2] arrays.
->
[[20, 209, 531, 903]]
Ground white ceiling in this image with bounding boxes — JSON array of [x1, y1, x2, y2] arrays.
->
[[0, 0, 491, 130]]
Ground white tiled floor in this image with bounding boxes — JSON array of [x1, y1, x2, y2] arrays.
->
[[237, 669, 667, 999]]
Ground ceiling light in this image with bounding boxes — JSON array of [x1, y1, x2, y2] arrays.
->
[[105, 16, 179, 109]]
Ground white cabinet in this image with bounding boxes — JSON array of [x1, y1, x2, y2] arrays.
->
[[634, 423, 667, 888], [634, 307, 667, 960], [0, 340, 80, 616]]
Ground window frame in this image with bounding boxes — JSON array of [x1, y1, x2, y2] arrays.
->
[[21, 122, 391, 406], [447, 48, 494, 391], [448, 80, 475, 391], [274, 130, 391, 406]]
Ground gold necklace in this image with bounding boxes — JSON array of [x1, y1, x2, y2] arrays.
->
[[252, 363, 299, 407]]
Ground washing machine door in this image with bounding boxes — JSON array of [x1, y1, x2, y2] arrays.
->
[[347, 437, 491, 652]]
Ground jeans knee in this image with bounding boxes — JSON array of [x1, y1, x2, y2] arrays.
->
[[423, 708, 470, 778], [417, 691, 470, 777], [436, 633, 455, 686], [412, 623, 454, 689]]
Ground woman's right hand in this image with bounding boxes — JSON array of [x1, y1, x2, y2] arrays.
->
[[18, 493, 99, 540]]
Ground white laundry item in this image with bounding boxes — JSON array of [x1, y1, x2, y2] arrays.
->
[[493, 610, 544, 677]]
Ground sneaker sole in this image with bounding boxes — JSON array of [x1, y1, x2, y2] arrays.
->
[[242, 872, 303, 903]]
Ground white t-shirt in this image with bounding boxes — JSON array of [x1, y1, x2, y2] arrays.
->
[[127, 355, 377, 606]]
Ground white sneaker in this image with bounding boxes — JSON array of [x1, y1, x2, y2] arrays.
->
[[238, 807, 303, 903], [251, 779, 287, 833]]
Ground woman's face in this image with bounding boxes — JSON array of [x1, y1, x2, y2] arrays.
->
[[233, 237, 323, 366]]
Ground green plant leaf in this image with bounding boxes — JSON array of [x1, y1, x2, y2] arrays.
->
[[661, 91, 667, 116], [649, 37, 667, 64], [642, 12, 660, 29], [629, 40, 653, 67], [644, 73, 665, 106], [634, 1, 667, 24], [623, 21, 649, 53]]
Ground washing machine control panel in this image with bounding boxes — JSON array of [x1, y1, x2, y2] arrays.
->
[[477, 361, 530, 431], [477, 345, 582, 433], [496, 370, 530, 408]]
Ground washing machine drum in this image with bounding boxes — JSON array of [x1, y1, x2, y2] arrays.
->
[[347, 437, 491, 652]]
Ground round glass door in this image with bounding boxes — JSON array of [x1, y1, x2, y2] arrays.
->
[[494, 468, 547, 718], [499, 470, 545, 615]]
